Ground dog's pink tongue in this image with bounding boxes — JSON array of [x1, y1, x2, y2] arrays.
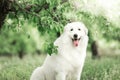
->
[[73, 40, 79, 47]]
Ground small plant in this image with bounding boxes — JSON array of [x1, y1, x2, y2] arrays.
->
[[44, 42, 58, 55]]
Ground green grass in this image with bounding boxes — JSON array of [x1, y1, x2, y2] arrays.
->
[[0, 55, 46, 80], [81, 54, 120, 80], [0, 54, 120, 80]]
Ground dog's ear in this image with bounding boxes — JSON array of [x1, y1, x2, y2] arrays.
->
[[64, 24, 69, 32], [64, 23, 72, 33], [54, 34, 64, 46], [84, 26, 88, 35], [54, 32, 68, 47], [54, 37, 60, 47], [81, 23, 88, 35]]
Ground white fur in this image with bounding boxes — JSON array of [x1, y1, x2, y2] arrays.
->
[[30, 22, 89, 80]]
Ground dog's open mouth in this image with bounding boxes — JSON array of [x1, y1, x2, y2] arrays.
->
[[72, 38, 81, 47]]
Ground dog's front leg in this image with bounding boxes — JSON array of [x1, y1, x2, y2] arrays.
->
[[73, 66, 84, 80], [56, 72, 66, 80], [72, 71, 81, 80]]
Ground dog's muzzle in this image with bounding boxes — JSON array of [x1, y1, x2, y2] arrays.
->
[[72, 34, 81, 47]]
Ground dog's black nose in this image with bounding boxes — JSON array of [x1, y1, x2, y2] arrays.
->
[[74, 34, 78, 38]]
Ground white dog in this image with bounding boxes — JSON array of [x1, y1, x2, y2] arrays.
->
[[30, 22, 89, 80]]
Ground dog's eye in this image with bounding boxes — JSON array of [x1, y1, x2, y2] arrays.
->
[[78, 28, 81, 31], [70, 28, 73, 31]]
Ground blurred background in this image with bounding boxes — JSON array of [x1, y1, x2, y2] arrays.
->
[[0, 0, 120, 80]]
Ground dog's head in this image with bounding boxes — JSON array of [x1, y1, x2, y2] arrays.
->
[[64, 22, 88, 47]]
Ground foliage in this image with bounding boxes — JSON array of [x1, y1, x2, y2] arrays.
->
[[0, 19, 38, 56], [0, 0, 70, 56], [0, 0, 120, 56], [43, 42, 58, 55]]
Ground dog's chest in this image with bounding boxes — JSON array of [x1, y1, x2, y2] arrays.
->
[[63, 49, 85, 68]]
